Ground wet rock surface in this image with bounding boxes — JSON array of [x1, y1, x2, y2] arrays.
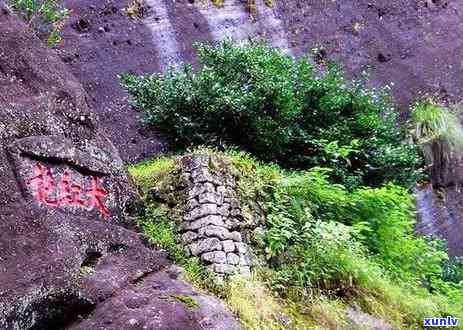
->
[[0, 6, 241, 329]]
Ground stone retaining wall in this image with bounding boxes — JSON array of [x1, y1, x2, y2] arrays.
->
[[178, 154, 254, 280]]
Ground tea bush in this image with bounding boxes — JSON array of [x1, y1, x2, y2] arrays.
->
[[121, 41, 422, 188]]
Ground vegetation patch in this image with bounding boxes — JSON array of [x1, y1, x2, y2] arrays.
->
[[125, 41, 462, 329], [171, 295, 199, 309], [411, 100, 463, 186], [7, 0, 69, 47], [130, 150, 463, 329], [122, 41, 422, 189]]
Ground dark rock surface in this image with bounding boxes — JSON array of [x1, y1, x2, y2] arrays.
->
[[58, 0, 167, 164], [56, 0, 463, 164], [0, 6, 241, 329], [416, 183, 463, 256]]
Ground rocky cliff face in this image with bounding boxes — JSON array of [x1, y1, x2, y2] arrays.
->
[[58, 0, 463, 162], [0, 5, 241, 329], [55, 0, 463, 255]]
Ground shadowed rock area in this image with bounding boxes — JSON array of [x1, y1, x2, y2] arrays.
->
[[0, 5, 242, 329]]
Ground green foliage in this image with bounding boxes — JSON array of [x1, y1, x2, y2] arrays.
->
[[8, 0, 69, 47], [218, 151, 462, 327], [138, 203, 224, 295], [121, 41, 422, 188], [412, 101, 463, 182], [264, 168, 455, 288], [131, 150, 462, 329], [412, 101, 463, 155], [171, 295, 199, 308], [128, 156, 175, 193]]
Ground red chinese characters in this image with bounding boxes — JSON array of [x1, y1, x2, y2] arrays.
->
[[27, 162, 110, 219]]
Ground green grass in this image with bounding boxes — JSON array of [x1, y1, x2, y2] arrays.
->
[[130, 150, 463, 329], [171, 295, 199, 309], [411, 101, 463, 181], [412, 101, 463, 151], [128, 156, 176, 193]]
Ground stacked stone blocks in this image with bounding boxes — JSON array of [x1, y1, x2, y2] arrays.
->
[[179, 154, 252, 279]]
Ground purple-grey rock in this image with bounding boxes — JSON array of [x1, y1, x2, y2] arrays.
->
[[189, 238, 222, 256], [0, 8, 242, 329], [227, 253, 240, 265], [201, 251, 227, 264], [222, 240, 236, 253]]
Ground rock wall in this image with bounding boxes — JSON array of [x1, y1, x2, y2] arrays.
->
[[179, 154, 254, 280], [416, 183, 463, 256], [57, 0, 463, 162], [0, 6, 242, 329]]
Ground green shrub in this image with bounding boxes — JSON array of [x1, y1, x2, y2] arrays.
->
[[121, 41, 422, 188], [130, 150, 462, 329], [264, 168, 451, 287], [411, 101, 463, 185], [8, 0, 69, 47], [260, 166, 463, 327]]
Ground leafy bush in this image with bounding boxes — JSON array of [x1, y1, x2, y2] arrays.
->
[[259, 165, 462, 327], [411, 101, 463, 185], [264, 168, 452, 287], [8, 0, 69, 46], [121, 41, 422, 188], [130, 150, 462, 329]]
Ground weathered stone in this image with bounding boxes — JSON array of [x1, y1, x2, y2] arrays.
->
[[181, 231, 198, 244], [222, 240, 236, 253], [215, 264, 237, 275], [198, 192, 218, 204], [230, 209, 241, 217], [230, 199, 240, 210], [186, 198, 199, 211], [218, 204, 230, 217], [201, 251, 227, 264], [189, 238, 222, 256], [184, 215, 225, 231], [235, 242, 247, 254], [188, 182, 215, 200], [198, 225, 232, 240], [193, 170, 214, 183], [239, 254, 251, 266], [227, 253, 240, 265], [230, 231, 243, 242], [216, 185, 227, 197], [225, 218, 241, 230], [178, 153, 256, 278], [185, 203, 218, 221]]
